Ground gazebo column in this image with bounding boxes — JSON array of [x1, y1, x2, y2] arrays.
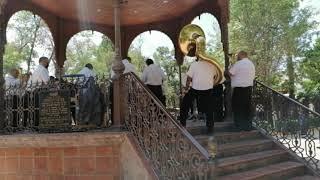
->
[[0, 0, 7, 129], [220, 10, 232, 121], [54, 18, 67, 77], [111, 0, 125, 127]]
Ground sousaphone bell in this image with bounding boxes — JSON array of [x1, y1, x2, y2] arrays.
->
[[179, 24, 224, 85]]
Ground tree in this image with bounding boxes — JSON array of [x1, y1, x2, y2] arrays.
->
[[153, 46, 179, 107], [5, 10, 55, 74], [230, 0, 315, 95], [65, 31, 114, 76], [128, 35, 145, 75]]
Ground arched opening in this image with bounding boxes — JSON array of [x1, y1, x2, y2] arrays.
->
[[5, 10, 55, 75], [191, 12, 224, 66], [128, 30, 178, 108], [65, 30, 114, 76]]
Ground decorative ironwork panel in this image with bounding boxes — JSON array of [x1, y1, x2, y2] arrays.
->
[[252, 81, 320, 174], [3, 75, 112, 133], [122, 73, 213, 180]]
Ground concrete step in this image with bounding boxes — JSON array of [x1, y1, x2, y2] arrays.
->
[[194, 130, 262, 145], [217, 149, 290, 176], [290, 175, 320, 180], [217, 139, 275, 158], [187, 121, 234, 135], [219, 161, 305, 180]]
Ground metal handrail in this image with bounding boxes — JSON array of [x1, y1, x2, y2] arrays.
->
[[122, 72, 213, 179], [126, 72, 211, 160], [253, 80, 320, 174], [255, 80, 320, 116]]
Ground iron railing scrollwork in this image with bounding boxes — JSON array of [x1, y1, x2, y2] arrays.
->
[[121, 72, 214, 180], [3, 75, 112, 133], [252, 80, 320, 174]]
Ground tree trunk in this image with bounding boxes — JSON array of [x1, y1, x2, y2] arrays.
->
[[27, 17, 41, 73], [0, 0, 7, 129], [287, 55, 295, 98]]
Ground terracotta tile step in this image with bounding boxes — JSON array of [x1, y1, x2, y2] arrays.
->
[[216, 139, 275, 158], [194, 130, 261, 145], [219, 161, 305, 180], [216, 149, 290, 175], [290, 175, 320, 180]]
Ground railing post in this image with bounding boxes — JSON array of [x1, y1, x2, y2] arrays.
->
[[0, 0, 7, 129], [111, 0, 125, 127]]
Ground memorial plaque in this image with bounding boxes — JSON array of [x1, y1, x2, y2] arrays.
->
[[39, 90, 71, 129]]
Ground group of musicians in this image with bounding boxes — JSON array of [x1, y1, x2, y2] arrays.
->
[[4, 47, 255, 133], [180, 49, 255, 134]]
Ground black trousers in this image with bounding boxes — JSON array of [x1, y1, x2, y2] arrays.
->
[[147, 85, 166, 106], [180, 88, 214, 128], [232, 87, 252, 131], [212, 84, 224, 122]]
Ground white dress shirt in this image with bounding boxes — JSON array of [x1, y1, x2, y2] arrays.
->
[[27, 64, 49, 86], [5, 75, 20, 89], [229, 58, 255, 87], [186, 60, 217, 90], [110, 59, 137, 78], [78, 67, 96, 79], [141, 64, 165, 86]]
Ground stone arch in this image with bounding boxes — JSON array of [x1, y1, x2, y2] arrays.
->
[[65, 30, 114, 75], [5, 10, 55, 74], [190, 12, 224, 65], [127, 30, 176, 73]]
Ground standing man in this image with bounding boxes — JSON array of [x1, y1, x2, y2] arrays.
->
[[78, 63, 96, 79], [5, 68, 21, 127], [228, 51, 255, 131], [180, 44, 216, 133], [27, 57, 50, 126], [141, 58, 166, 105], [110, 56, 136, 78], [28, 57, 50, 86]]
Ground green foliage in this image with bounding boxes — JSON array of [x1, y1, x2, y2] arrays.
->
[[65, 31, 114, 76], [153, 46, 179, 107], [299, 38, 320, 98], [230, 0, 315, 93], [5, 10, 54, 73]]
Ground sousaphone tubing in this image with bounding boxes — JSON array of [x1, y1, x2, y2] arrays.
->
[[179, 24, 224, 85]]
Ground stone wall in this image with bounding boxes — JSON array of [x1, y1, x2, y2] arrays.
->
[[0, 132, 156, 180]]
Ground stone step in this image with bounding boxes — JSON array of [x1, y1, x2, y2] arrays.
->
[[217, 139, 275, 158], [290, 175, 320, 180], [187, 121, 234, 135], [195, 130, 262, 145], [217, 149, 290, 176], [219, 161, 305, 180]]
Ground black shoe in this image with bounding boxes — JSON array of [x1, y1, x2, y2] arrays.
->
[[207, 127, 214, 135]]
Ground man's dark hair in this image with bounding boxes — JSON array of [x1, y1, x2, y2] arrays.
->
[[146, 59, 154, 66], [124, 56, 132, 62], [85, 63, 93, 70], [39, 57, 49, 63], [187, 43, 197, 57]]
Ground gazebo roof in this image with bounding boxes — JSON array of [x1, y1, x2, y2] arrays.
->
[[30, 0, 207, 26], [4, 0, 229, 66]]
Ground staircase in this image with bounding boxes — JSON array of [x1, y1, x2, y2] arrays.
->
[[188, 121, 320, 180]]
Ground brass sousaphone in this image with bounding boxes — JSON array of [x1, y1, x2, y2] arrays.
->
[[179, 24, 224, 85]]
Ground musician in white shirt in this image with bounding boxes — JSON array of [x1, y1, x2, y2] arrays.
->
[[27, 57, 50, 126], [228, 51, 255, 131], [78, 63, 96, 79], [5, 68, 20, 89], [27, 57, 50, 86], [110, 57, 136, 78], [180, 43, 216, 134], [141, 59, 166, 105]]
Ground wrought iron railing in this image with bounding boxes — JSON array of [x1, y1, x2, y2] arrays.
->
[[121, 72, 214, 180], [3, 75, 112, 133], [252, 80, 320, 174]]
